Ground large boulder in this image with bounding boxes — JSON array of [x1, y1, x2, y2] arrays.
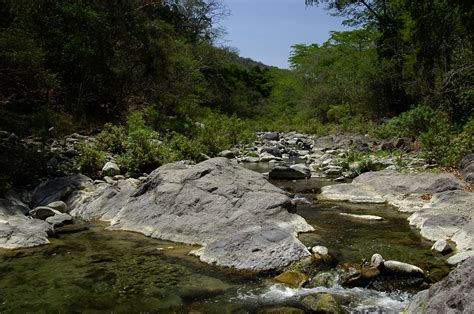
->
[[0, 199, 51, 249], [406, 257, 474, 313], [269, 165, 311, 180], [459, 153, 474, 184], [30, 174, 93, 207], [70, 158, 314, 271]]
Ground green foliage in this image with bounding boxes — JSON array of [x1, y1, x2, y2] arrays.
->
[[95, 123, 128, 154], [75, 144, 106, 178], [420, 117, 474, 166], [374, 104, 439, 138]]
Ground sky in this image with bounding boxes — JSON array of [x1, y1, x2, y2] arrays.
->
[[220, 0, 349, 68]]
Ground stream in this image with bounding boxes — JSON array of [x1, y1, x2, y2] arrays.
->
[[0, 162, 449, 313]]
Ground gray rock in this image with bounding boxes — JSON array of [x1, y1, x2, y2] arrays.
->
[[324, 166, 343, 176], [31, 174, 93, 207], [382, 260, 424, 276], [46, 213, 73, 227], [269, 165, 310, 180], [431, 239, 452, 254], [319, 183, 385, 203], [0, 199, 52, 249], [260, 146, 282, 158], [353, 170, 465, 195], [0, 130, 9, 138], [406, 257, 474, 314], [459, 153, 474, 184], [102, 161, 120, 177], [70, 158, 314, 271], [218, 150, 236, 159], [446, 250, 474, 266], [29, 206, 62, 220], [46, 201, 68, 213], [262, 132, 279, 141]]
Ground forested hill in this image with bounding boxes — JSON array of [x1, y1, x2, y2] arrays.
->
[[0, 0, 473, 194], [0, 0, 273, 133]]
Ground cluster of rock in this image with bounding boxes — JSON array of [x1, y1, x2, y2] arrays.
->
[[319, 169, 474, 265], [1, 158, 316, 272], [0, 174, 93, 248], [227, 132, 433, 180]]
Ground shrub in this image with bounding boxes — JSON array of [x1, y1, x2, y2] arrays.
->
[[95, 123, 127, 154], [375, 104, 438, 138], [75, 144, 106, 178]]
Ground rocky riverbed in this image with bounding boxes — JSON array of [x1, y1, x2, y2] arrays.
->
[[1, 130, 473, 312]]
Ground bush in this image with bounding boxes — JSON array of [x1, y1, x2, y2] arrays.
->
[[420, 117, 473, 166], [95, 123, 127, 154], [375, 104, 438, 138], [75, 144, 106, 178]]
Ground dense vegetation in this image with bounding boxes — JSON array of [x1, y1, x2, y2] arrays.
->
[[0, 0, 472, 193]]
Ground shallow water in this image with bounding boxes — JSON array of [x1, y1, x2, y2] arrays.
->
[[0, 162, 450, 312]]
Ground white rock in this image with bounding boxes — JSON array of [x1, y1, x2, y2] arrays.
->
[[102, 161, 120, 177], [431, 239, 452, 254], [339, 213, 383, 221]]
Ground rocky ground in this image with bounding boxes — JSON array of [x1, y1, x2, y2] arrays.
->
[[1, 130, 472, 312]]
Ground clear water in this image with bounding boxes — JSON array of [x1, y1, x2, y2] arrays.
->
[[0, 162, 450, 312]]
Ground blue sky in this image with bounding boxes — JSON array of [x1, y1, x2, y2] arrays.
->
[[220, 0, 348, 68]]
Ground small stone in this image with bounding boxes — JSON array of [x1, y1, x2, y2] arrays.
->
[[311, 245, 329, 256], [370, 253, 385, 268], [102, 161, 120, 177], [431, 240, 452, 255], [113, 175, 125, 181]]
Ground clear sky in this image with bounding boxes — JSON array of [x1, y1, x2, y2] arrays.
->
[[220, 0, 348, 69]]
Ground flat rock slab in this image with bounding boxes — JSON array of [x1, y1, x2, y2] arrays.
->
[[319, 183, 385, 203], [70, 158, 314, 271], [318, 170, 472, 264]]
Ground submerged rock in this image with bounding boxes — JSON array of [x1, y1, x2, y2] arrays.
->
[[70, 158, 314, 271], [301, 293, 343, 313], [274, 271, 309, 288], [343, 267, 380, 287], [339, 213, 383, 221]]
